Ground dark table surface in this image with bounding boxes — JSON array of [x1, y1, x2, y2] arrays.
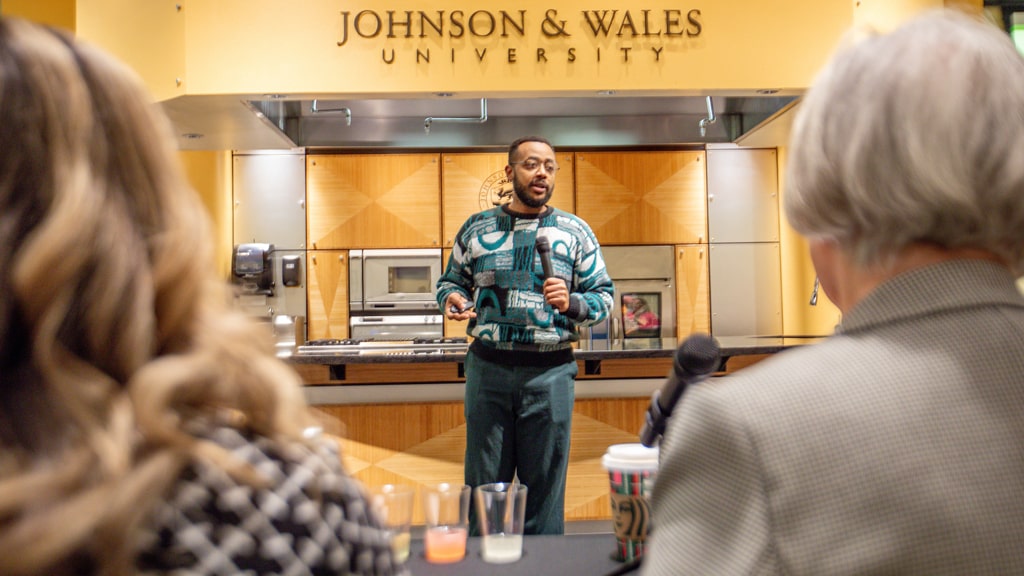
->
[[405, 533, 640, 576]]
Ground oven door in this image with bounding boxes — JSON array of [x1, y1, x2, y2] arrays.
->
[[361, 249, 442, 312], [592, 246, 676, 341], [612, 279, 676, 340], [350, 314, 443, 341]]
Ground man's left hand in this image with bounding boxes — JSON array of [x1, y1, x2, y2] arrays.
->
[[543, 277, 570, 313]]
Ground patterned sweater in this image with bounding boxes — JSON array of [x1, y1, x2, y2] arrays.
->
[[136, 427, 405, 576], [436, 205, 614, 355]]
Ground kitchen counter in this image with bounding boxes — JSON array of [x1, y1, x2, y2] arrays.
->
[[289, 335, 826, 404], [287, 335, 825, 366]]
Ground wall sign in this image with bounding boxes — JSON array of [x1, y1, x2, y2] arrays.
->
[[337, 8, 703, 65]]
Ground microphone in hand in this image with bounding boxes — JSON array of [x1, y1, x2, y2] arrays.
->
[[535, 235, 554, 279], [639, 333, 721, 447]]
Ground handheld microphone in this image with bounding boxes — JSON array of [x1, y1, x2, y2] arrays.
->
[[639, 333, 721, 447], [535, 235, 554, 279]]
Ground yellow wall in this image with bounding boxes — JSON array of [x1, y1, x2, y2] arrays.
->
[[5, 1, 186, 102], [179, 151, 234, 279], [777, 144, 843, 334], [856, 0, 981, 31], [1, 0, 76, 30], [75, 0, 186, 102]]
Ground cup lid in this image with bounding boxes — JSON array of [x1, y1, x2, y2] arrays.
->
[[601, 443, 659, 471]]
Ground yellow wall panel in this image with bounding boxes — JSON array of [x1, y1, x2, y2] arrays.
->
[[2, 0, 76, 30], [179, 150, 233, 279], [75, 0, 185, 102], [855, 0, 979, 33]]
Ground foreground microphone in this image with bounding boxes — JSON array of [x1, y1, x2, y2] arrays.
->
[[536, 235, 554, 279], [639, 333, 721, 447]]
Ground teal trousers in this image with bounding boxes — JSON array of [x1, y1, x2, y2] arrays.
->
[[463, 351, 578, 535]]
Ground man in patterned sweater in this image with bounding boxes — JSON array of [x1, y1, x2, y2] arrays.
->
[[437, 136, 614, 535]]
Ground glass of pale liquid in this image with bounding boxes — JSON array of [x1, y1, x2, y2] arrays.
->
[[423, 483, 471, 564], [368, 484, 415, 564], [475, 482, 528, 563]]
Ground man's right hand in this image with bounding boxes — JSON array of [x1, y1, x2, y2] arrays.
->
[[445, 295, 477, 320]]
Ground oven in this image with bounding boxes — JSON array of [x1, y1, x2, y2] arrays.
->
[[350, 314, 444, 341], [348, 249, 444, 340], [350, 249, 442, 312], [593, 245, 676, 341]]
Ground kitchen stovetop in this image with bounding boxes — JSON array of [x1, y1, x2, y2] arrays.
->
[[296, 336, 469, 357], [288, 335, 825, 366]]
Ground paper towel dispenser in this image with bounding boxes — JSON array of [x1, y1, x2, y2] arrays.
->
[[232, 243, 274, 295], [281, 255, 301, 287]]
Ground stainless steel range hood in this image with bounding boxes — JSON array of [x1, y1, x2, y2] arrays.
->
[[162, 93, 799, 151]]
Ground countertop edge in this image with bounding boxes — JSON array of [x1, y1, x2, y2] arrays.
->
[[286, 336, 823, 365]]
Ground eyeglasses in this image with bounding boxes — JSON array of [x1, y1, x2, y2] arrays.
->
[[511, 157, 559, 174]]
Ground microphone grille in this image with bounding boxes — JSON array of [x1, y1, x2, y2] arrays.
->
[[535, 235, 551, 253], [676, 333, 721, 375]]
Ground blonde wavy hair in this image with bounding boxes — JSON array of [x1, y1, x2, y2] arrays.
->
[[0, 18, 314, 575]]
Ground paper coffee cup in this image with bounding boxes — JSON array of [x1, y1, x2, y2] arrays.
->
[[601, 443, 659, 562]]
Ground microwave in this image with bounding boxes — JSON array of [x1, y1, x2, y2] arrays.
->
[[350, 249, 443, 313]]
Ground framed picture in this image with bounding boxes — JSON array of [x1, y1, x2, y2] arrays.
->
[[621, 292, 661, 338]]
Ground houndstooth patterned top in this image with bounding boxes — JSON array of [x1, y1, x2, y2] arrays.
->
[[136, 426, 406, 576]]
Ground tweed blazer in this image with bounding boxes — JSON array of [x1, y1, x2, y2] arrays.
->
[[642, 259, 1024, 575]]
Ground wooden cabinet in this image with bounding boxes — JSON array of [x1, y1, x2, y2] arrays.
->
[[709, 243, 782, 337], [441, 152, 575, 247], [675, 244, 711, 338], [706, 148, 779, 243], [306, 250, 349, 341], [307, 154, 441, 249], [575, 151, 707, 245]]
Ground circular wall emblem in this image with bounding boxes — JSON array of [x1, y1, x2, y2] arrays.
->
[[479, 170, 513, 210]]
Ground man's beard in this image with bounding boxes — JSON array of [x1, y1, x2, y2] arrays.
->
[[513, 178, 553, 208]]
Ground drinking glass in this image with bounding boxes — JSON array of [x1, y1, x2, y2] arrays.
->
[[475, 482, 528, 563], [368, 484, 415, 564], [422, 483, 471, 563]]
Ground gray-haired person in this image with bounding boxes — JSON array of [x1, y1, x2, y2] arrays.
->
[[644, 10, 1024, 575]]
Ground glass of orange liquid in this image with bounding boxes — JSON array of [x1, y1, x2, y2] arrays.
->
[[423, 483, 471, 564]]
